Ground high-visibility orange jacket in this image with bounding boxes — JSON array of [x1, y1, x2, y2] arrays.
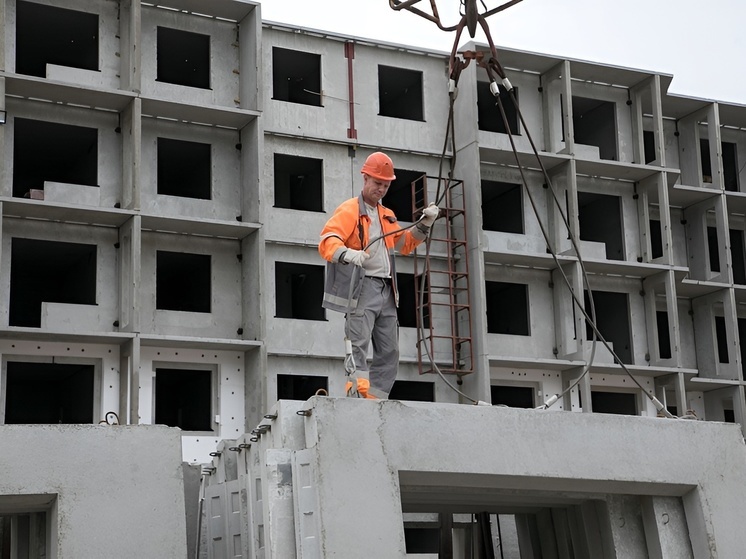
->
[[319, 194, 425, 262]]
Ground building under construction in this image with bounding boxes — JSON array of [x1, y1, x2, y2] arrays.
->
[[1, 0, 746, 557]]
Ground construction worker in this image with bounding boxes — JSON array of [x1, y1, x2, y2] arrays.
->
[[319, 151, 439, 399]]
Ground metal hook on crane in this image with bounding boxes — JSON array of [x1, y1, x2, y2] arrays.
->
[[389, 0, 522, 90]]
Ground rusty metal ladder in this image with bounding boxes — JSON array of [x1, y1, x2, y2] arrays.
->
[[412, 175, 473, 377]]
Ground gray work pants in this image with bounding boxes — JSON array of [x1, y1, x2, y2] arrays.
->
[[345, 276, 399, 399]]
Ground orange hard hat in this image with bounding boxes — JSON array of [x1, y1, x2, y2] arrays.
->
[[361, 152, 396, 181]]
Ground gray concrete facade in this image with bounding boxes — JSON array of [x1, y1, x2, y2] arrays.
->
[[3, 0, 746, 555]]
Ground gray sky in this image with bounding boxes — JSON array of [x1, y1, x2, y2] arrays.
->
[[259, 0, 746, 105]]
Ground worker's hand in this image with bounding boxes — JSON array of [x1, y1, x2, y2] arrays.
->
[[342, 249, 370, 267], [420, 203, 440, 227]]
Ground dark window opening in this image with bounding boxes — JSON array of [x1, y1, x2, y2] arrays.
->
[[10, 238, 96, 327], [707, 226, 720, 273], [572, 97, 617, 161], [591, 391, 637, 415], [491, 385, 534, 408], [275, 262, 325, 321], [724, 408, 735, 423], [723, 141, 739, 192], [667, 404, 678, 417], [700, 139, 713, 184], [378, 65, 423, 121], [477, 82, 519, 135], [155, 368, 212, 431], [697, 139, 737, 188], [739, 318, 746, 381], [649, 219, 663, 259], [730, 229, 746, 285], [156, 251, 211, 313], [277, 374, 328, 401], [578, 192, 624, 260], [383, 170, 426, 222], [656, 311, 672, 360], [157, 27, 210, 89], [272, 47, 322, 106], [715, 316, 729, 364], [16, 1, 98, 77], [157, 138, 211, 200], [404, 528, 439, 554], [486, 281, 530, 335], [274, 154, 323, 212], [584, 290, 632, 364], [13, 118, 98, 197], [6, 361, 94, 424], [396, 273, 430, 329], [389, 380, 435, 402], [482, 180, 523, 234], [0, 513, 48, 556], [643, 130, 656, 164]]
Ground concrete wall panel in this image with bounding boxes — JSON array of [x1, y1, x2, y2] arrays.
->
[[140, 5, 240, 107], [0, 423, 187, 558]]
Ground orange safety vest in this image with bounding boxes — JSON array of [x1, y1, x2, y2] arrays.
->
[[319, 194, 424, 311], [319, 194, 423, 260]]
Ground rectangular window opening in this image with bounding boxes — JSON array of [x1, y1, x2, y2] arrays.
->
[[730, 229, 746, 284], [275, 262, 325, 321], [477, 83, 519, 135], [157, 137, 211, 199], [389, 380, 435, 402], [649, 219, 663, 259], [707, 226, 721, 273], [378, 65, 424, 121], [396, 273, 430, 329], [715, 315, 729, 364], [157, 27, 210, 89], [404, 527, 439, 554], [0, 512, 49, 556], [274, 154, 324, 212], [491, 384, 534, 408], [10, 238, 97, 327], [6, 361, 94, 424], [383, 170, 426, 222], [700, 138, 713, 184], [16, 1, 98, 77], [13, 118, 98, 198], [486, 281, 530, 335], [572, 97, 617, 161], [156, 251, 211, 313], [481, 180, 523, 233], [277, 374, 328, 401], [723, 141, 739, 192], [578, 192, 624, 260], [272, 47, 322, 106], [584, 290, 632, 364], [642, 130, 656, 164], [155, 368, 213, 431], [724, 408, 735, 423], [656, 310, 672, 360], [591, 390, 637, 415]]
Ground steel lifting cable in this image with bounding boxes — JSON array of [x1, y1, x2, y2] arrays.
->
[[476, 59, 675, 417], [391, 0, 676, 416]]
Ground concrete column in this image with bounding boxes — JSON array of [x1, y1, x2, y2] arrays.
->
[[239, 4, 261, 111]]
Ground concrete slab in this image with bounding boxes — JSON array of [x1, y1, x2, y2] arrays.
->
[[290, 397, 746, 558]]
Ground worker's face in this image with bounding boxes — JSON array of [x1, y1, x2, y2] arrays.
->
[[362, 174, 391, 206]]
